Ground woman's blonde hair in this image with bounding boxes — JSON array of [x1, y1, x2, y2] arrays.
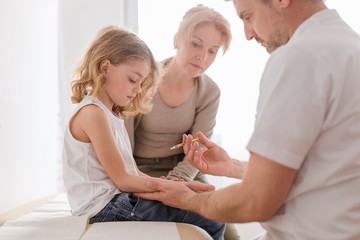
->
[[71, 26, 162, 118], [176, 4, 232, 54]]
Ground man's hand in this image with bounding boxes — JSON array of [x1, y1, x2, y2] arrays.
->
[[134, 180, 196, 209], [134, 180, 214, 209], [183, 132, 234, 177], [184, 180, 215, 192]]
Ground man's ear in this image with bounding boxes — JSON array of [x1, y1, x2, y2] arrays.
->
[[100, 59, 110, 74]]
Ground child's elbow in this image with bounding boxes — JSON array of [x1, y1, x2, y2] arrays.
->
[[112, 173, 135, 192]]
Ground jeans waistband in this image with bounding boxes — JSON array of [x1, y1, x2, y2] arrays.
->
[[135, 153, 184, 167]]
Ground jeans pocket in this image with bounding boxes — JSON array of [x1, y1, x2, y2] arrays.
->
[[89, 203, 114, 223], [90, 193, 141, 223], [128, 194, 145, 219]]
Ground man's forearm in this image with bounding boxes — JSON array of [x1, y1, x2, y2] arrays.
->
[[227, 159, 248, 179], [186, 154, 297, 223], [186, 182, 265, 223]]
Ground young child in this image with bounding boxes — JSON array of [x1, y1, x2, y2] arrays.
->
[[62, 26, 225, 240]]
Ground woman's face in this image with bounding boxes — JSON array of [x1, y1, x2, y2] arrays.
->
[[174, 23, 224, 78]]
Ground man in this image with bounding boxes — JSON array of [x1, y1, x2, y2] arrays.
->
[[136, 0, 360, 239]]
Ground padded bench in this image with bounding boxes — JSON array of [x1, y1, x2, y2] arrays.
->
[[0, 193, 212, 240]]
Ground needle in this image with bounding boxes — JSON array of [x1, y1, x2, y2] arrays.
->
[[170, 138, 199, 150]]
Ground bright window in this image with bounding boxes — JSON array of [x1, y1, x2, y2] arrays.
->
[[137, 1, 360, 187]]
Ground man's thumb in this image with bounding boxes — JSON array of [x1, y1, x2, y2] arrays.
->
[[197, 131, 216, 149]]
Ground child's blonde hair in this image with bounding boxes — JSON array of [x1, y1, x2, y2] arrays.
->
[[71, 26, 162, 118], [176, 4, 232, 54]]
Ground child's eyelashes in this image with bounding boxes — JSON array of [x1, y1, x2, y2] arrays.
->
[[129, 78, 137, 84]]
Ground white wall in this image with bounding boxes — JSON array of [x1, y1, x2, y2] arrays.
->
[[0, 0, 136, 214], [58, 0, 137, 129], [58, 0, 135, 121], [0, 0, 58, 214], [138, 0, 360, 159], [137, 0, 267, 189], [138, 2, 359, 239], [138, 0, 360, 190], [57, 0, 138, 193]]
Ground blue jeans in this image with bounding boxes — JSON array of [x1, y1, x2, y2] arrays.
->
[[90, 193, 225, 240]]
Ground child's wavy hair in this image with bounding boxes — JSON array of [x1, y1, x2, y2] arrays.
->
[[71, 25, 162, 118]]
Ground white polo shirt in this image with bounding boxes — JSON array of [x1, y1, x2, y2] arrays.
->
[[247, 9, 360, 239]]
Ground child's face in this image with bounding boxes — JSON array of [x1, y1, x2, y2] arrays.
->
[[102, 59, 151, 107]]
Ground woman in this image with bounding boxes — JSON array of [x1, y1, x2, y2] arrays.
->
[[125, 5, 239, 239]]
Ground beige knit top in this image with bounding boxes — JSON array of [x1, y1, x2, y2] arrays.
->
[[125, 73, 220, 181]]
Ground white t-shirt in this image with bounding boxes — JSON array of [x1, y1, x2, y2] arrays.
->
[[247, 9, 360, 239], [62, 96, 138, 218]]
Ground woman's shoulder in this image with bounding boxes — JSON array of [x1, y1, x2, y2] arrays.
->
[[197, 74, 220, 95], [194, 74, 221, 108]]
